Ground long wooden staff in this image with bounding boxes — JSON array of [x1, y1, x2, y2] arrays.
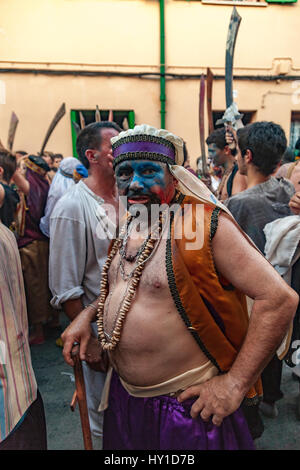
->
[[7, 111, 19, 151], [108, 110, 113, 122], [0, 138, 7, 152], [199, 74, 207, 175], [40, 103, 66, 156], [122, 117, 129, 130], [79, 112, 86, 130], [95, 105, 101, 123], [206, 68, 214, 135], [70, 345, 93, 450]]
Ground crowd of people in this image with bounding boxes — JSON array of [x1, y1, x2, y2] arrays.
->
[[0, 119, 299, 450]]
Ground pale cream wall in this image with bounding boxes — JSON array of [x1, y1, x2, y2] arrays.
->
[[2, 74, 298, 163], [0, 0, 160, 66], [0, 73, 162, 156], [0, 0, 300, 165], [167, 1, 300, 71], [167, 78, 300, 161], [1, 0, 299, 70]]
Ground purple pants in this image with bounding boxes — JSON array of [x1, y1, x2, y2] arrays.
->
[[103, 372, 255, 450]]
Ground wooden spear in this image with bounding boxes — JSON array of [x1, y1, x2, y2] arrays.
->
[[199, 74, 207, 175], [7, 111, 19, 151]]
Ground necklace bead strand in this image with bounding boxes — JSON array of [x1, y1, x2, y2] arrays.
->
[[97, 211, 165, 351]]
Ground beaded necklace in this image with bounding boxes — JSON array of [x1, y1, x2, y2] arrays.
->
[[119, 219, 153, 281], [97, 189, 182, 351], [97, 211, 165, 351]]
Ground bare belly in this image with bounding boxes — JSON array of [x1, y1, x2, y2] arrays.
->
[[103, 237, 209, 386]]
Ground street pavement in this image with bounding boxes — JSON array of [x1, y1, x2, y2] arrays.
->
[[30, 314, 300, 450]]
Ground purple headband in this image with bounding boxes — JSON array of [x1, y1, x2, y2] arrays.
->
[[112, 135, 176, 168]]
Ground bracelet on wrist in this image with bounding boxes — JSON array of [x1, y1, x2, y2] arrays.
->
[[87, 303, 98, 312]]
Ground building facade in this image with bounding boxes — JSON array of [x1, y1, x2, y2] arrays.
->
[[0, 0, 299, 164]]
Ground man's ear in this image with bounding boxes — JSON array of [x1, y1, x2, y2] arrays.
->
[[244, 149, 253, 164], [85, 149, 98, 164], [0, 166, 4, 178]]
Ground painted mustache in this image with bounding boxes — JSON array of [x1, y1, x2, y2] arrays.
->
[[126, 190, 161, 205]]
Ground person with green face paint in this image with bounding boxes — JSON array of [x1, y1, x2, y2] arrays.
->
[[62, 125, 298, 450]]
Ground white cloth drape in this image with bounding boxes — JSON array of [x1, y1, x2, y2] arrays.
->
[[40, 157, 79, 237]]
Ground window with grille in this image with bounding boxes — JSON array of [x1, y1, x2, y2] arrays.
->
[[70, 109, 135, 158]]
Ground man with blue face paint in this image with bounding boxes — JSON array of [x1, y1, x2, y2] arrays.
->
[[116, 159, 177, 209], [62, 125, 298, 450], [206, 128, 247, 201]]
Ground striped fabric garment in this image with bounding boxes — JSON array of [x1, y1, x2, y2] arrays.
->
[[0, 222, 37, 443]]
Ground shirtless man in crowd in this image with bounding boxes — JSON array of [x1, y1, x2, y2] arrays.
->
[[206, 127, 247, 201], [62, 125, 298, 450]]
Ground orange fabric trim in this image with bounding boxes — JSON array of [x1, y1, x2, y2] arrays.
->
[[24, 157, 47, 177], [170, 195, 262, 402]]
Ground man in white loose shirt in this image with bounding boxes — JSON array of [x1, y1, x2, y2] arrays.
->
[[49, 121, 121, 447]]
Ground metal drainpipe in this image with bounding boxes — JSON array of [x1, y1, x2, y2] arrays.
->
[[160, 0, 166, 129]]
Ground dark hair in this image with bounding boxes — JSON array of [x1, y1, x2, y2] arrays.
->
[[237, 121, 287, 176], [43, 151, 55, 163], [0, 151, 17, 182], [54, 153, 63, 160], [15, 150, 27, 156], [281, 146, 295, 165], [76, 121, 122, 169], [237, 125, 251, 158], [295, 137, 300, 150], [28, 154, 50, 172], [206, 128, 226, 150]]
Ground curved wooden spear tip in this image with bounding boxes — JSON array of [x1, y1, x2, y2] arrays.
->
[[0, 138, 8, 153], [72, 121, 81, 137], [122, 117, 129, 130], [7, 111, 19, 151], [40, 103, 66, 156], [108, 110, 113, 122], [79, 112, 86, 130], [95, 105, 101, 122]]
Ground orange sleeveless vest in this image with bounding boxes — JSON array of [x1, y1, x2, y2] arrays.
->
[[166, 194, 262, 404]]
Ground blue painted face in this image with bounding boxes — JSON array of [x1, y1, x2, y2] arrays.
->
[[115, 159, 176, 206], [207, 143, 225, 166]]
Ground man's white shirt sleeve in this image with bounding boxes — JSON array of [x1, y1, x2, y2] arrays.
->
[[49, 198, 86, 309]]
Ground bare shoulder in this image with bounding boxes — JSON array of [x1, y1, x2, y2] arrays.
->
[[212, 211, 257, 259], [275, 163, 291, 178], [211, 212, 286, 299]]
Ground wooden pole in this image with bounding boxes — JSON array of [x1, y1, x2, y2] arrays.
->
[[71, 346, 93, 450]]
